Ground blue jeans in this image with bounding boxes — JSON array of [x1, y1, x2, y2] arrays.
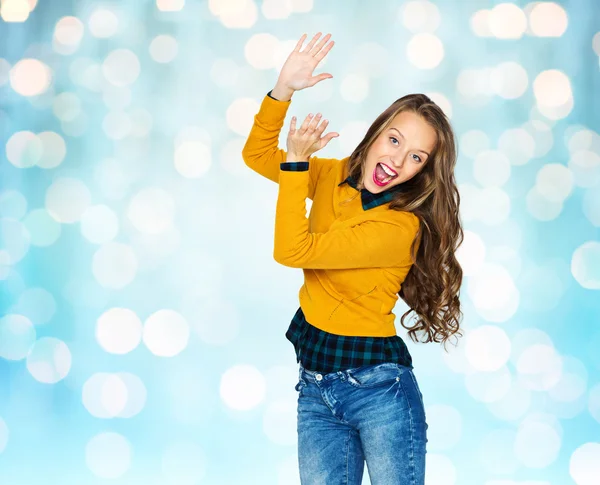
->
[[295, 361, 428, 485]]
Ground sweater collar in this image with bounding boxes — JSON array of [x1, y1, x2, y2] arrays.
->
[[338, 172, 409, 211]]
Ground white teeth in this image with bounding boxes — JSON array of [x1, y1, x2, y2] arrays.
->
[[380, 163, 396, 177]]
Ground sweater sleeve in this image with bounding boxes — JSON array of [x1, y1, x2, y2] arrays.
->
[[241, 91, 337, 201], [273, 164, 420, 269]]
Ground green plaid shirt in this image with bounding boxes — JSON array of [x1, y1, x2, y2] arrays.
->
[[271, 102, 413, 373]]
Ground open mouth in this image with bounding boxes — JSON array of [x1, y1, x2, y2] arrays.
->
[[373, 162, 397, 186]]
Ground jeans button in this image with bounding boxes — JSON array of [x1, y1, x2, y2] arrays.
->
[[316, 374, 323, 381]]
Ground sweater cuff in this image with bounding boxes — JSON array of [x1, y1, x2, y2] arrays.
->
[[281, 161, 309, 171]]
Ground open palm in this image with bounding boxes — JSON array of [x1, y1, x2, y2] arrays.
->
[[278, 32, 335, 92]]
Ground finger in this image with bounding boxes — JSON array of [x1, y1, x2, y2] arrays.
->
[[290, 115, 297, 132], [311, 33, 332, 57], [293, 34, 307, 53], [314, 40, 334, 62], [307, 113, 322, 132], [302, 32, 321, 53], [315, 118, 329, 136], [298, 113, 313, 134]]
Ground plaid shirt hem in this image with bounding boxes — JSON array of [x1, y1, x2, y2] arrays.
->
[[285, 306, 413, 373]]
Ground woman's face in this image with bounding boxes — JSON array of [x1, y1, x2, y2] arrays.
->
[[361, 111, 437, 193]]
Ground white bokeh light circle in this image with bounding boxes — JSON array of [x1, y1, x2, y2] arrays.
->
[[149, 35, 178, 63], [10, 58, 52, 96], [489, 3, 527, 39], [80, 204, 119, 244], [514, 420, 561, 468], [36, 131, 67, 169], [479, 429, 519, 475], [83, 372, 127, 418], [92, 242, 138, 289], [465, 325, 511, 372], [262, 399, 297, 446], [424, 404, 462, 451], [115, 372, 147, 418], [26, 337, 71, 384], [533, 69, 572, 108], [473, 150, 511, 187], [86, 432, 131, 479], [127, 187, 175, 235], [174, 141, 211, 178], [45, 177, 92, 223], [424, 453, 456, 485], [467, 263, 519, 321], [96, 307, 142, 354], [23, 209, 61, 247], [571, 241, 600, 289], [516, 344, 562, 391], [220, 364, 266, 411], [498, 127, 536, 165], [487, 379, 531, 421], [570, 442, 600, 485], [535, 163, 574, 202], [6, 130, 42, 168], [143, 309, 189, 357], [88, 8, 119, 38], [102, 48, 140, 87], [0, 314, 36, 360], [455, 230, 485, 276], [465, 366, 511, 403], [406, 33, 444, 69], [12, 287, 56, 325]]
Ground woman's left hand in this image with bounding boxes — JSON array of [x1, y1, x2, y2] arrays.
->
[[286, 112, 339, 161]]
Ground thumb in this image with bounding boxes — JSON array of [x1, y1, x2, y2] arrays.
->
[[321, 132, 339, 148], [307, 73, 333, 88]]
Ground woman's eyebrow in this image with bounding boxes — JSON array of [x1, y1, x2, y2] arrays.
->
[[388, 127, 430, 157]]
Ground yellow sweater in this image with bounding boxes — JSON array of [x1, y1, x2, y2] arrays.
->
[[242, 92, 421, 337]]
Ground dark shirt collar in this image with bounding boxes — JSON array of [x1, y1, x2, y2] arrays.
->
[[338, 171, 408, 211]]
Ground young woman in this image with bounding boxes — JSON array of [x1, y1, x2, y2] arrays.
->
[[242, 32, 463, 485]]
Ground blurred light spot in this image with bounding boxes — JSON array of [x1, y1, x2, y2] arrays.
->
[[143, 309, 189, 357], [12, 287, 56, 325], [149, 34, 178, 63], [92, 242, 138, 289], [514, 420, 561, 468], [583, 186, 600, 226], [174, 141, 211, 178], [467, 263, 519, 321], [83, 372, 128, 418], [471, 9, 492, 37], [61, 113, 89, 136], [88, 7, 119, 38], [348, 42, 390, 79], [535, 163, 574, 202], [526, 186, 563, 221], [26, 337, 71, 383], [465, 325, 511, 372], [161, 441, 207, 485], [456, 68, 493, 100], [6, 131, 43, 168], [80, 205, 119, 244], [529, 2, 568, 37], [547, 356, 587, 402], [400, 1, 441, 33], [102, 85, 132, 110], [460, 130, 490, 159], [0, 0, 29, 22], [263, 399, 297, 445], [210, 0, 258, 28], [487, 379, 531, 421], [424, 453, 456, 485], [571, 241, 600, 289], [517, 344, 562, 391], [533, 69, 572, 108], [441, 334, 476, 375], [519, 261, 565, 312], [490, 61, 528, 99], [593, 32, 600, 56], [570, 442, 600, 485], [406, 33, 444, 69], [455, 230, 485, 276], [0, 189, 27, 219], [53, 16, 84, 55], [466, 366, 511, 403], [36, 131, 67, 168], [0, 314, 35, 360], [522, 119, 553, 158], [424, 404, 462, 450], [115, 372, 147, 418], [569, 150, 600, 188], [86, 432, 131, 478], [489, 3, 526, 39], [157, 0, 185, 12], [102, 49, 140, 87], [102, 111, 132, 139], [0, 218, 30, 264], [9, 58, 52, 96], [479, 429, 519, 474], [45, 177, 92, 223], [127, 187, 175, 234], [277, 455, 301, 485], [220, 364, 266, 410], [340, 73, 369, 103], [261, 0, 292, 19], [473, 150, 511, 187], [210, 58, 240, 86], [129, 108, 153, 137], [244, 33, 279, 69], [96, 307, 142, 354], [94, 157, 131, 200], [23, 208, 62, 247], [498, 128, 535, 165], [0, 58, 11, 85]]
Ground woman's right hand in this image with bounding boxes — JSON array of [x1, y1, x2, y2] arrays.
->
[[275, 32, 335, 94]]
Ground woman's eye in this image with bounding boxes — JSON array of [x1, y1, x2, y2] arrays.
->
[[413, 154, 422, 162], [390, 137, 398, 145]]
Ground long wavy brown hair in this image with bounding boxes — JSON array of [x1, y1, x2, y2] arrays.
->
[[345, 94, 464, 347]]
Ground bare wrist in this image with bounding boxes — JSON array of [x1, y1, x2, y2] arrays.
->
[[271, 84, 294, 102]]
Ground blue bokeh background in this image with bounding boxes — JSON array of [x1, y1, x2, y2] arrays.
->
[[1, 1, 599, 484]]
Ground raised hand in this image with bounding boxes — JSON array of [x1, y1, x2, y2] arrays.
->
[[286, 112, 339, 161], [275, 32, 335, 95]]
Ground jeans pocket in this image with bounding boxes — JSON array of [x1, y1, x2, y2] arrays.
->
[[345, 362, 405, 389]]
